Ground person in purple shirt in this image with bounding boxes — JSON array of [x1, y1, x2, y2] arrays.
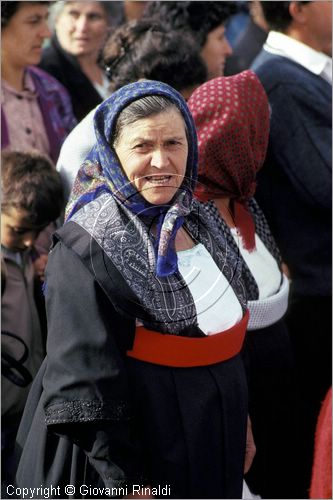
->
[[1, 1, 76, 164]]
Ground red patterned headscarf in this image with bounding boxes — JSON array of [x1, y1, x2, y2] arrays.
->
[[188, 70, 270, 251]]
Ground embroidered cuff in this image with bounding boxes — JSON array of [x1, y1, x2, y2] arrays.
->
[[45, 399, 130, 424]]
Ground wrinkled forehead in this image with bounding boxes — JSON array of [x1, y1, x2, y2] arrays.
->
[[114, 106, 188, 142], [100, 88, 194, 146]]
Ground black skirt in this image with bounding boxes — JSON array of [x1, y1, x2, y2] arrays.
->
[[242, 320, 303, 499], [15, 354, 248, 499]]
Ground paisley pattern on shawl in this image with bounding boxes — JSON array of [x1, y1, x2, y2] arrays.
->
[[70, 192, 247, 334], [65, 80, 198, 277]]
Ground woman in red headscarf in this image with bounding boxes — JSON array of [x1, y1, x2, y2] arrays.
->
[[188, 71, 303, 499]]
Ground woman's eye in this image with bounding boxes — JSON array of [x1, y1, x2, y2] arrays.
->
[[68, 10, 80, 19], [27, 16, 41, 25], [88, 13, 104, 21], [167, 140, 181, 147], [134, 143, 148, 150]]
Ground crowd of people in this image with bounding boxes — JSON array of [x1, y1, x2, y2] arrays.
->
[[1, 2, 331, 499]]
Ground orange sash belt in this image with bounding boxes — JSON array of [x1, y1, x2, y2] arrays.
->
[[127, 310, 249, 367]]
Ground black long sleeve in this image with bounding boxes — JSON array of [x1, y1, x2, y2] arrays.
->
[[43, 241, 143, 488]]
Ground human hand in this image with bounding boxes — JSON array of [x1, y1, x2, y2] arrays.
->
[[244, 415, 256, 474], [33, 254, 48, 282], [281, 262, 290, 279]]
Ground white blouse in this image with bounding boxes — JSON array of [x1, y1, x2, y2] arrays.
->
[[177, 243, 243, 335], [93, 74, 111, 100], [230, 228, 281, 300]]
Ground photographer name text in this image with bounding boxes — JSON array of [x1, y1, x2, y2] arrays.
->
[[7, 483, 171, 498]]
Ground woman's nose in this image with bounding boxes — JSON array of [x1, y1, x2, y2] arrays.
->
[[40, 21, 51, 39], [75, 15, 89, 32], [223, 38, 233, 57], [151, 149, 170, 169]]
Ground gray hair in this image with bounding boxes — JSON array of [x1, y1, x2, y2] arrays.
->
[[113, 95, 187, 147], [48, 0, 66, 26], [49, 1, 113, 31]]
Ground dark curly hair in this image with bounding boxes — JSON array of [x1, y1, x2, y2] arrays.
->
[[260, 1, 310, 32], [1, 1, 50, 28], [143, 1, 237, 47], [103, 19, 207, 94], [1, 151, 64, 226]]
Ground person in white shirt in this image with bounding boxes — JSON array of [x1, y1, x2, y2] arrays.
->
[[251, 3, 332, 496]]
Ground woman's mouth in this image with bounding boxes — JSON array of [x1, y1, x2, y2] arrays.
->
[[145, 175, 172, 185], [74, 37, 90, 43]]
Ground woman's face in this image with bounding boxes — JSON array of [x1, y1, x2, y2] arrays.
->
[[114, 109, 189, 205], [55, 2, 108, 58], [200, 24, 232, 79], [2, 2, 51, 70]]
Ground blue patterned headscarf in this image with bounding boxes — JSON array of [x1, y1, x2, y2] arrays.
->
[[66, 80, 198, 277]]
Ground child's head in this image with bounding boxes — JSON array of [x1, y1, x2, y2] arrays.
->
[[1, 150, 64, 252]]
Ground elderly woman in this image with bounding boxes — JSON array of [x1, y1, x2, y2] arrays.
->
[[57, 18, 207, 200], [188, 71, 302, 498], [1, 1, 76, 162], [40, 1, 111, 121], [16, 81, 251, 499]]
